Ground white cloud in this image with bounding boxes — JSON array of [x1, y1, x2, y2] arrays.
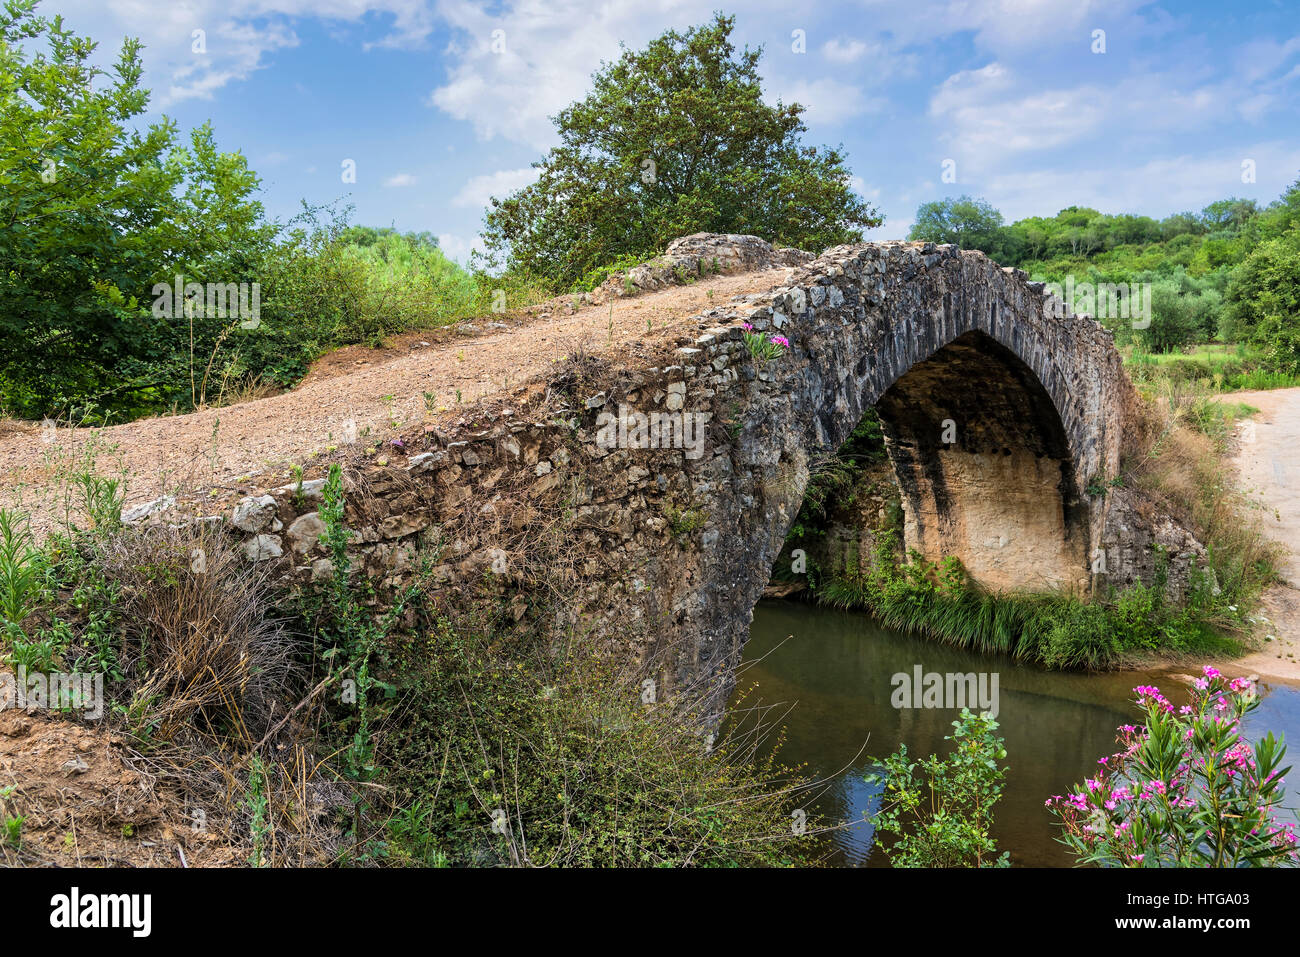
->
[[982, 142, 1300, 222], [929, 63, 1110, 168], [451, 167, 540, 208], [849, 175, 881, 201], [428, 0, 745, 150], [436, 232, 484, 265], [383, 172, 418, 187], [46, 0, 436, 105], [822, 37, 868, 63], [926, 60, 1295, 180], [817, 35, 918, 80], [767, 77, 880, 125]]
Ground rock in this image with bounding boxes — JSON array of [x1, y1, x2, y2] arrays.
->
[[242, 534, 283, 561], [276, 478, 326, 501], [232, 494, 278, 532], [408, 451, 447, 472], [121, 496, 176, 525], [380, 513, 429, 539], [286, 513, 326, 555]]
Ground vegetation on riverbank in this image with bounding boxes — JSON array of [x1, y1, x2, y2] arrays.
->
[[815, 533, 1240, 669], [0, 464, 819, 867], [867, 709, 1010, 868]]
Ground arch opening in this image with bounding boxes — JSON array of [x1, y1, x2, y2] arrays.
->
[[873, 329, 1090, 592]]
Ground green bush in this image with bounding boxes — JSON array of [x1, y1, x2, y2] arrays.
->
[[369, 619, 821, 867], [866, 709, 1010, 867], [0, 4, 533, 422], [1226, 230, 1300, 376]]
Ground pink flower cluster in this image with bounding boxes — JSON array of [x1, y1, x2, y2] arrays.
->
[[1046, 667, 1299, 866]]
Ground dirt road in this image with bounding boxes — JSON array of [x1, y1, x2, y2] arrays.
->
[[1221, 387, 1300, 685]]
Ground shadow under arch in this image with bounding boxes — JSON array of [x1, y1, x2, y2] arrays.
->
[[871, 328, 1090, 591]]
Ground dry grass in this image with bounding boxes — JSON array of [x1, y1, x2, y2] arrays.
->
[[1122, 380, 1283, 600], [94, 521, 302, 742]]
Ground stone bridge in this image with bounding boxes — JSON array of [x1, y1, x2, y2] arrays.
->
[[167, 235, 1180, 720]]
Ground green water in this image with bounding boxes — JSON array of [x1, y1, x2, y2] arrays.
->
[[730, 599, 1300, 867]]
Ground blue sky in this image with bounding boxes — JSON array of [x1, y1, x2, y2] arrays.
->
[[42, 0, 1300, 264]]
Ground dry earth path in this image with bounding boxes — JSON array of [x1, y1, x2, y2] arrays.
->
[[0, 268, 792, 536], [1218, 387, 1300, 686]]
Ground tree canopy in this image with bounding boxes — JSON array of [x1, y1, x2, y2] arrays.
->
[[480, 14, 881, 289], [907, 196, 1004, 251], [0, 0, 272, 416], [904, 180, 1300, 363], [0, 1, 487, 421]]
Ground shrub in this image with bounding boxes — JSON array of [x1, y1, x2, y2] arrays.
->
[[1048, 668, 1298, 867], [92, 522, 300, 741], [1225, 231, 1300, 375], [371, 617, 821, 867], [866, 709, 1010, 867]]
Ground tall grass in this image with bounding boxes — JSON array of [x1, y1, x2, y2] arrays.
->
[[1124, 377, 1282, 611], [1126, 343, 1300, 393], [814, 530, 1242, 670]]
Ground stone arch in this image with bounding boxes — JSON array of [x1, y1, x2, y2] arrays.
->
[[872, 329, 1090, 591], [752, 242, 1127, 587], [662, 240, 1134, 713], [206, 235, 1141, 723]]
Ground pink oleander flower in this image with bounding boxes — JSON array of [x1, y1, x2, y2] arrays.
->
[[770, 335, 790, 348]]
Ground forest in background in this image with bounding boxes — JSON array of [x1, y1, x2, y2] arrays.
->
[[908, 188, 1300, 373]]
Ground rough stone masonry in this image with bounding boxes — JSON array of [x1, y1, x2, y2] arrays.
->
[[130, 234, 1204, 722]]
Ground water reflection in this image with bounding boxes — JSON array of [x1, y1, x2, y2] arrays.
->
[[728, 600, 1300, 867]]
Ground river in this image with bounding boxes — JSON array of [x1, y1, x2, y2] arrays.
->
[[728, 599, 1300, 867]]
